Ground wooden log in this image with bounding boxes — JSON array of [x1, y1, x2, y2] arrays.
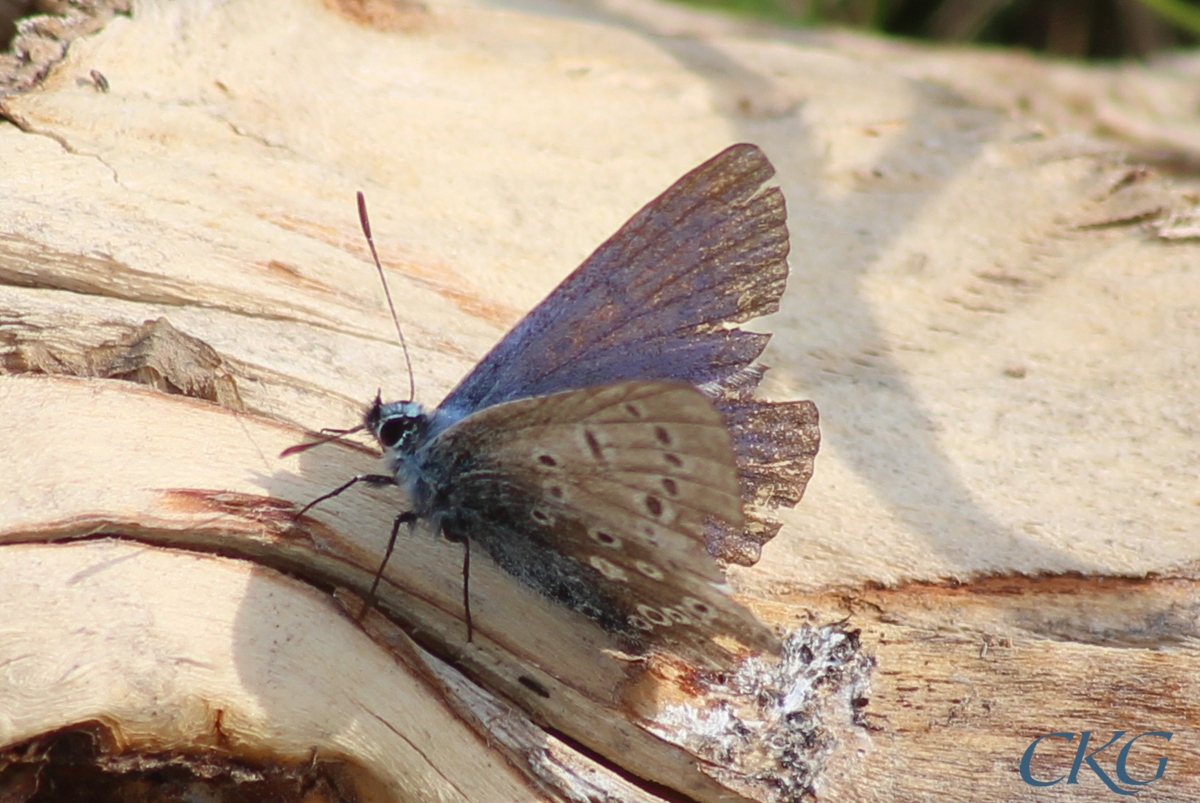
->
[[1, 0, 1198, 800]]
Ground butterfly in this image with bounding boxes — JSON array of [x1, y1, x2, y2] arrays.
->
[[296, 143, 820, 667]]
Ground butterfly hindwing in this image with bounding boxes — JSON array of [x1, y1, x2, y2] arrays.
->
[[423, 380, 776, 661], [711, 395, 821, 565]]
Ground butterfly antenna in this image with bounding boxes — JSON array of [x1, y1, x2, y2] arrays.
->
[[357, 191, 416, 402]]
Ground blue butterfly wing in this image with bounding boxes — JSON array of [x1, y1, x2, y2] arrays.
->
[[437, 143, 789, 418], [435, 143, 818, 569]]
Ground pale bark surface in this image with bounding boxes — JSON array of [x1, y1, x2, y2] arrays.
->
[[1, 0, 1198, 801]]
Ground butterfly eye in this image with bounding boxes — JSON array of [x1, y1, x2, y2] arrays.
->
[[378, 416, 416, 449]]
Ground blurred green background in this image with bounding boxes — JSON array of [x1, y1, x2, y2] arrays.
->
[[671, 0, 1198, 58], [3, 0, 1198, 65]]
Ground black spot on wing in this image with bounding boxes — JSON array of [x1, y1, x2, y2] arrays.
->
[[584, 429, 604, 461]]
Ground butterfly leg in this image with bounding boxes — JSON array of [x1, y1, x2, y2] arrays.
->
[[358, 510, 417, 620], [293, 473, 396, 517], [439, 529, 474, 642]]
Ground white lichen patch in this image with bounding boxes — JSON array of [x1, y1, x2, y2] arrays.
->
[[646, 625, 873, 802]]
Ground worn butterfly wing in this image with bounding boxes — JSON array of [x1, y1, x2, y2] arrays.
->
[[421, 380, 777, 663], [438, 143, 788, 418], [712, 391, 821, 566], [433, 143, 815, 568]]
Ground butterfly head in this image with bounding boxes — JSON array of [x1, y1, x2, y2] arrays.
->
[[365, 394, 430, 457]]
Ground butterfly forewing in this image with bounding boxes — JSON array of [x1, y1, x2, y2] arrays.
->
[[439, 144, 789, 416], [424, 380, 776, 662]]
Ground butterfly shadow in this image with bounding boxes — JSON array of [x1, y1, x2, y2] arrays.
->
[[677, 41, 1103, 579]]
